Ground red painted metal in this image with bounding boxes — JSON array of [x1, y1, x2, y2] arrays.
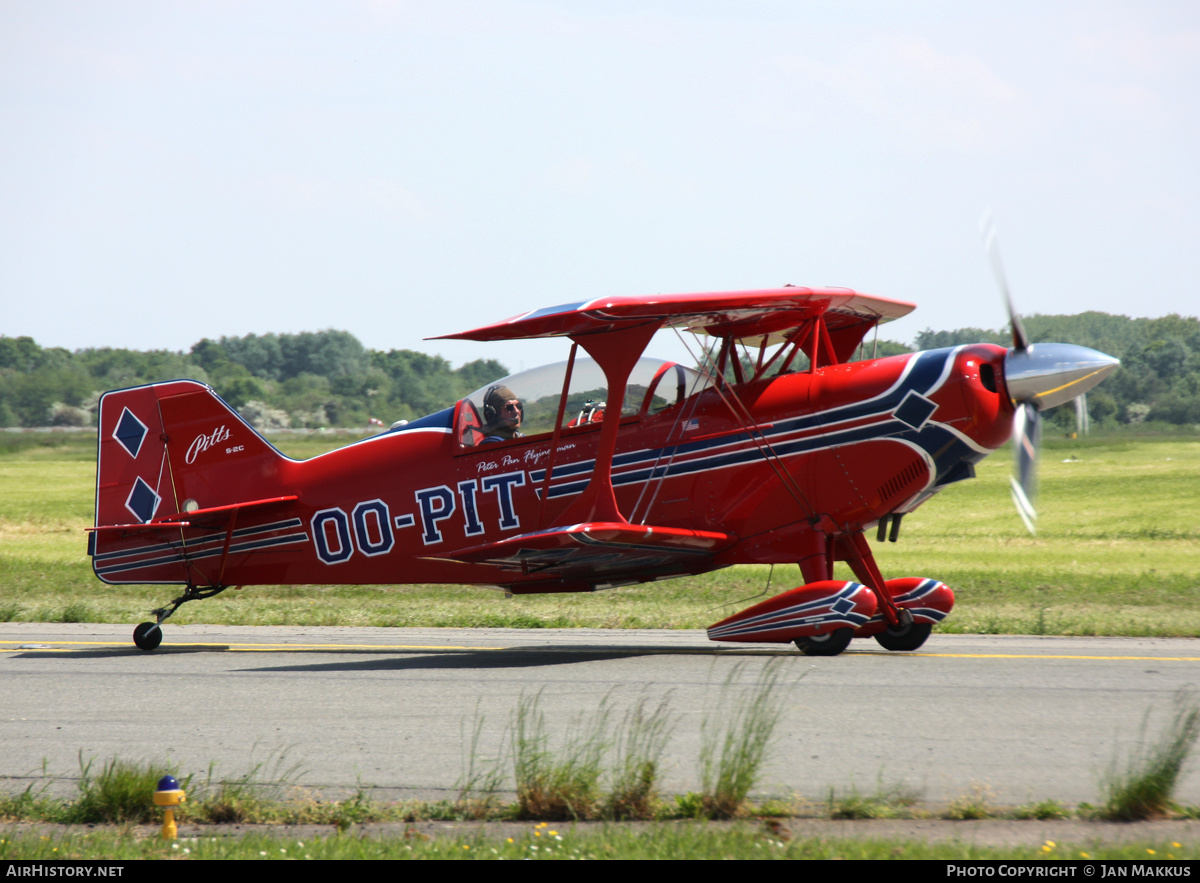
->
[[853, 578, 957, 638], [90, 288, 1010, 649], [706, 580, 879, 643]]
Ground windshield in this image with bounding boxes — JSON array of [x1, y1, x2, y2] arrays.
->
[[459, 356, 711, 444]]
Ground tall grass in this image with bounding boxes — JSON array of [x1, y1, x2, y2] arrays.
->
[[193, 747, 306, 823], [67, 754, 182, 824], [498, 668, 789, 823], [454, 689, 678, 821], [605, 693, 675, 820], [697, 660, 789, 819], [511, 690, 610, 820], [0, 753, 392, 827], [945, 783, 996, 820], [827, 781, 921, 819], [1100, 691, 1200, 821], [454, 704, 507, 819]]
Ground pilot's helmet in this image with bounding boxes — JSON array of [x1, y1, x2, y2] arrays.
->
[[484, 385, 520, 422]]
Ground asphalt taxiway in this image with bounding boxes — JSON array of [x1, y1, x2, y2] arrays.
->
[[2, 624, 1197, 807]]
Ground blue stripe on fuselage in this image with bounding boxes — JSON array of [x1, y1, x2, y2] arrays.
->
[[531, 349, 980, 498]]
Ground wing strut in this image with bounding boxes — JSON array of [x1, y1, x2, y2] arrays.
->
[[673, 328, 818, 521], [536, 342, 579, 529], [627, 367, 712, 525], [554, 322, 661, 525]]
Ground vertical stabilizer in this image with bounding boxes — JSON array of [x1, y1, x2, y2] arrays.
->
[[92, 381, 293, 585], [96, 380, 287, 527]]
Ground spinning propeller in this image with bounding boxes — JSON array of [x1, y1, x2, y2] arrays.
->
[[980, 211, 1120, 533]]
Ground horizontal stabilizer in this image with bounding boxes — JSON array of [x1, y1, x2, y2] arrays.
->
[[87, 495, 299, 535], [427, 522, 734, 584]]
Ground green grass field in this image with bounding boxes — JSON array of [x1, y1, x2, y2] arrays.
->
[[3, 825, 1196, 861], [1, 431, 1197, 636]]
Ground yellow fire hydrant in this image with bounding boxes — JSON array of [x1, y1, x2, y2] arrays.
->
[[154, 775, 186, 840]]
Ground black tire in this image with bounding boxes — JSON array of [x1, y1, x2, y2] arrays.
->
[[874, 621, 932, 652], [793, 627, 854, 656], [133, 622, 162, 652]]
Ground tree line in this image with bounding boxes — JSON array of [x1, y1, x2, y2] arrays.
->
[[1, 312, 1197, 430], [0, 330, 506, 430], [912, 312, 1200, 428]]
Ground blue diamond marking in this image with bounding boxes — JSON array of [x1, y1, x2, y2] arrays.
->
[[125, 477, 161, 523], [894, 391, 938, 430], [113, 408, 149, 459], [832, 596, 856, 614]]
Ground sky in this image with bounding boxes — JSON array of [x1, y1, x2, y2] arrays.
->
[[2, 0, 1197, 373]]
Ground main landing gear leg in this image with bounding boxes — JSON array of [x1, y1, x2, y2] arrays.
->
[[792, 531, 855, 656], [836, 531, 912, 631], [133, 584, 230, 651], [838, 531, 937, 652]]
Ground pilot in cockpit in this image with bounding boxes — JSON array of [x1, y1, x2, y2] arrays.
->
[[482, 385, 525, 443]]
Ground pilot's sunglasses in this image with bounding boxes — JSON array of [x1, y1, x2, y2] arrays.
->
[[503, 403, 521, 412]]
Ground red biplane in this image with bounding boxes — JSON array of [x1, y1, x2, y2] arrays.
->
[[90, 286, 1118, 653]]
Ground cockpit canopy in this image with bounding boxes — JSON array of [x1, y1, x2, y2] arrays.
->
[[457, 356, 712, 447]]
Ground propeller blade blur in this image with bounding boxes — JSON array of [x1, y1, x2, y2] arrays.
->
[[1010, 401, 1040, 534], [980, 208, 1118, 534], [981, 209, 1029, 352], [1075, 394, 1089, 436]]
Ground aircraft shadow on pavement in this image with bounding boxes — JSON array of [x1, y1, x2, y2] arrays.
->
[[6, 645, 775, 670], [236, 646, 718, 673], [7, 647, 224, 659]]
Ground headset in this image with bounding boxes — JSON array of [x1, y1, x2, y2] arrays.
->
[[482, 386, 524, 427]]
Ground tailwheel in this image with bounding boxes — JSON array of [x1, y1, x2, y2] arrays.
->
[[133, 622, 163, 652], [133, 583, 231, 651], [874, 621, 932, 652], [794, 627, 854, 656]]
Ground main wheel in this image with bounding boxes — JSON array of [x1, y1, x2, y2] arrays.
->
[[133, 622, 162, 652], [793, 627, 854, 656], [874, 621, 932, 652]]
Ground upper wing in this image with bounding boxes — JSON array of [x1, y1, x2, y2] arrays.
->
[[432, 287, 914, 348]]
